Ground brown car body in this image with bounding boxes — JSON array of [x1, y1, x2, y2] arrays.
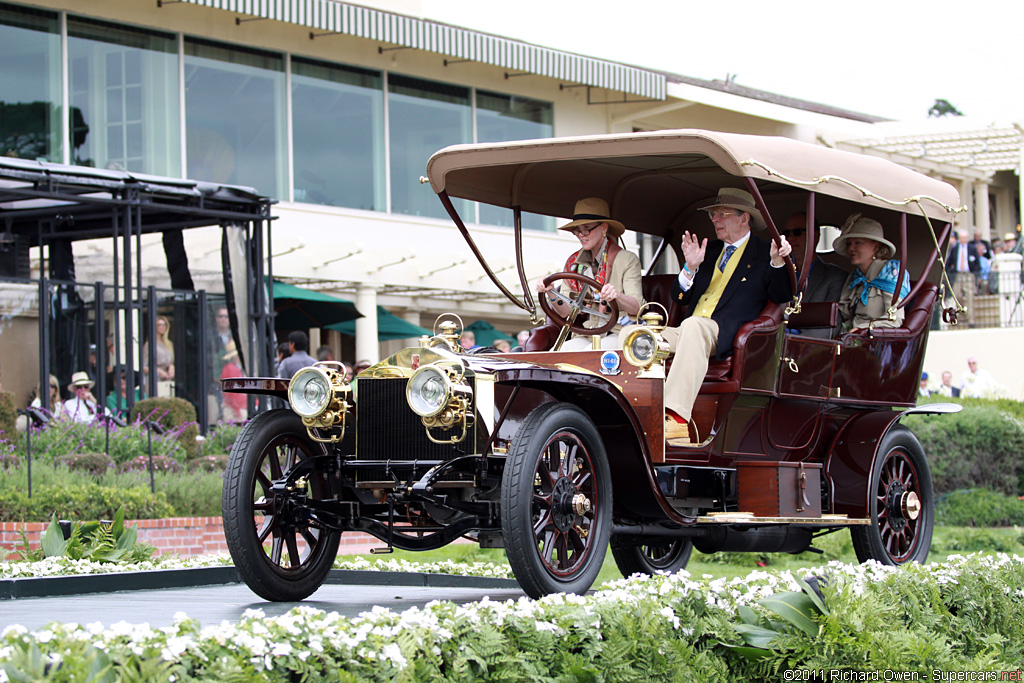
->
[[222, 130, 962, 601]]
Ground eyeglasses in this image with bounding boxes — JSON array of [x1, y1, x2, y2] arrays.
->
[[708, 209, 740, 220], [216, 314, 229, 319], [781, 229, 806, 237], [570, 223, 603, 237]]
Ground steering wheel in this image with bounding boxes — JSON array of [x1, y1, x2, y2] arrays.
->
[[538, 271, 620, 337]]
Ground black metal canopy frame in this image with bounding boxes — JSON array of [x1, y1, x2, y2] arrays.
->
[[0, 157, 276, 431]]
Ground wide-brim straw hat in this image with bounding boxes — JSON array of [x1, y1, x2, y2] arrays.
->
[[558, 198, 626, 238], [67, 371, 94, 391], [699, 188, 766, 230], [1004, 232, 1018, 242], [832, 213, 896, 260]]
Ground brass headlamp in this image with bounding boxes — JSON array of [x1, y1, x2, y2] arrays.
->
[[621, 303, 671, 378], [287, 362, 352, 443], [406, 362, 474, 444]]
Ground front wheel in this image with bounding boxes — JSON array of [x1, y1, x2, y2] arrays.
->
[[611, 539, 693, 578], [501, 403, 612, 598], [222, 410, 341, 601], [851, 426, 933, 565]]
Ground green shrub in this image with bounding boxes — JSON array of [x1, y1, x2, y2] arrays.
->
[[201, 422, 242, 456], [54, 452, 114, 476], [903, 404, 1024, 496], [0, 391, 16, 446], [0, 484, 173, 522], [153, 471, 223, 517], [932, 525, 1024, 553], [936, 488, 1024, 526], [117, 454, 183, 474], [130, 397, 199, 459], [18, 506, 156, 564], [187, 454, 228, 472]]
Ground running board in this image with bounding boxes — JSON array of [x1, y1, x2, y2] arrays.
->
[[698, 512, 870, 526]]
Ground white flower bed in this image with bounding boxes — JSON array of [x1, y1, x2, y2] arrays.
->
[[0, 553, 1020, 681], [0, 553, 514, 580]]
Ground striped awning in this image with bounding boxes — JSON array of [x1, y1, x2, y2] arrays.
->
[[174, 0, 666, 100]]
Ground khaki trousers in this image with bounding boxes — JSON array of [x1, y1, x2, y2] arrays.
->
[[635, 317, 719, 422], [950, 273, 976, 325]]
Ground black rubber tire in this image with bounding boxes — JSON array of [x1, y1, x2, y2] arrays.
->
[[851, 425, 934, 565], [222, 410, 341, 601], [501, 402, 612, 598], [611, 539, 693, 578]]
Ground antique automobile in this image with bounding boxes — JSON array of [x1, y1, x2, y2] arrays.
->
[[222, 129, 963, 601]]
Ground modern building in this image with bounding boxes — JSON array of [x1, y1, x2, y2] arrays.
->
[[2, 0, 1022, 415]]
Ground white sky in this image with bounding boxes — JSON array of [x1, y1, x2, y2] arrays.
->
[[422, 0, 1023, 123]]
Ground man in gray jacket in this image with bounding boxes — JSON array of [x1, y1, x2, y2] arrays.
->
[[783, 213, 847, 339], [278, 330, 316, 379]]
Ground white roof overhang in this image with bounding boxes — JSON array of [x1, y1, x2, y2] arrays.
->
[[174, 0, 666, 99]]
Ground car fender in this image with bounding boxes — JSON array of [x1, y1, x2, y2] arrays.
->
[[825, 402, 960, 518]]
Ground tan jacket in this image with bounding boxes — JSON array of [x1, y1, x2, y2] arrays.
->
[[565, 246, 645, 334]]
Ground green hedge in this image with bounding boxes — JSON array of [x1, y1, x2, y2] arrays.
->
[[936, 488, 1024, 526], [130, 397, 199, 459], [903, 401, 1024, 496], [0, 484, 172, 522], [0, 391, 16, 444]]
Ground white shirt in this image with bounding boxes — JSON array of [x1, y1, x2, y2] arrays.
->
[[63, 396, 111, 423], [677, 232, 759, 291], [959, 368, 998, 399]]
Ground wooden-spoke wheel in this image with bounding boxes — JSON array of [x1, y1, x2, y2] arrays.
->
[[852, 426, 933, 565], [612, 539, 693, 578], [222, 410, 340, 601], [501, 403, 611, 598]]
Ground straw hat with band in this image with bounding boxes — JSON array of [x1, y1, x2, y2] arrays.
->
[[832, 214, 896, 261], [67, 371, 95, 391], [699, 188, 766, 230], [1004, 232, 1018, 242], [558, 198, 625, 238]]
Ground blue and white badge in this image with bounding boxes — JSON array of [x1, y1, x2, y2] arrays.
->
[[599, 350, 621, 375]]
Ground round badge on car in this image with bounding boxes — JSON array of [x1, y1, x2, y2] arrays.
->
[[599, 350, 621, 375]]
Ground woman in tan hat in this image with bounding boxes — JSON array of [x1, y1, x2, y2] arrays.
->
[[833, 214, 910, 332], [534, 197, 644, 349]]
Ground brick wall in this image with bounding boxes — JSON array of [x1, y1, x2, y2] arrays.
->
[[0, 518, 384, 559]]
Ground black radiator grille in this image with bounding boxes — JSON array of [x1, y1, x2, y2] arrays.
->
[[356, 377, 467, 461]]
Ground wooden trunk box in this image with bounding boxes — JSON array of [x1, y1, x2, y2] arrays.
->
[[736, 461, 822, 518]]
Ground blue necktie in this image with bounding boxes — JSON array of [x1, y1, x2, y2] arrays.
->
[[718, 245, 736, 272]]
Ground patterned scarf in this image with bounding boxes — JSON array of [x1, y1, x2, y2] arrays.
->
[[848, 259, 911, 305], [562, 237, 610, 293]]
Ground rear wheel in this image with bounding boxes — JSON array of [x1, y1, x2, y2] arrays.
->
[[611, 539, 693, 578], [501, 403, 612, 598], [222, 410, 341, 601], [851, 426, 933, 565]]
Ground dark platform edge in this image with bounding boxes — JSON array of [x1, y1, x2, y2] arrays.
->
[[1, 567, 520, 600]]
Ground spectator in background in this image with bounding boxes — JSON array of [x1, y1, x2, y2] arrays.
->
[[143, 315, 175, 382], [970, 229, 991, 256], [106, 366, 141, 420], [918, 372, 932, 398], [353, 359, 372, 375], [1004, 231, 1018, 253], [278, 331, 315, 379], [936, 370, 960, 398], [220, 342, 247, 423], [316, 345, 335, 362], [493, 339, 512, 353], [275, 342, 291, 376], [944, 229, 980, 326], [459, 330, 477, 350], [63, 372, 111, 423], [516, 330, 530, 348], [959, 356, 999, 398], [30, 374, 64, 419], [341, 361, 354, 382], [976, 242, 992, 294]]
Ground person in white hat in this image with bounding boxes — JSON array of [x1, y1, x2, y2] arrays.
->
[[63, 371, 112, 423], [833, 213, 910, 332], [534, 197, 644, 350], [638, 188, 792, 445]]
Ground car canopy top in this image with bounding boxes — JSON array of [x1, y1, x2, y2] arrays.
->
[[426, 129, 963, 239]]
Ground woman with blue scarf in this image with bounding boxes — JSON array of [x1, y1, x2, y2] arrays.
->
[[834, 214, 910, 332]]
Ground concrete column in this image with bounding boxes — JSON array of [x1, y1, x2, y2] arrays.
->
[[354, 284, 380, 364], [973, 181, 991, 241]]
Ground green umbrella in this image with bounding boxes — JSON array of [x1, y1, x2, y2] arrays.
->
[[465, 320, 516, 347], [328, 306, 432, 341], [270, 280, 362, 331]]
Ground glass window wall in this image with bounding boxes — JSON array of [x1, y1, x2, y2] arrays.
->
[[388, 74, 471, 220], [291, 58, 384, 210], [0, 2, 61, 162], [184, 39, 286, 198], [476, 91, 554, 230], [68, 17, 179, 176]]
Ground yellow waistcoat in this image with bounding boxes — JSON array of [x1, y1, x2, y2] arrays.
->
[[693, 240, 748, 318]]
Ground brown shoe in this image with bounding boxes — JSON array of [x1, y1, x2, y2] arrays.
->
[[664, 416, 690, 444]]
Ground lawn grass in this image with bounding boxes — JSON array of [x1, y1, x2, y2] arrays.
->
[[338, 525, 1024, 588]]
